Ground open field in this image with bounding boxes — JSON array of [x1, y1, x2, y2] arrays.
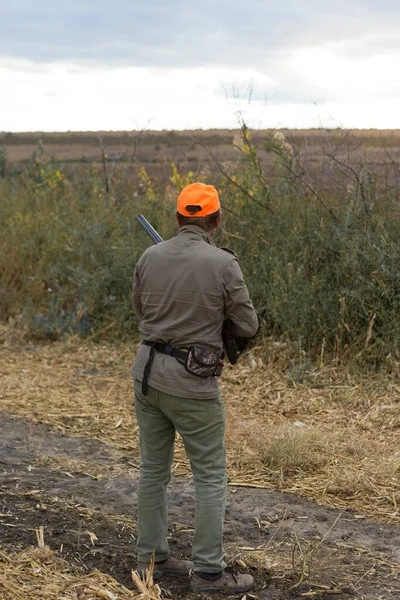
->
[[3, 129, 400, 187], [1, 127, 400, 598], [1, 329, 399, 599]]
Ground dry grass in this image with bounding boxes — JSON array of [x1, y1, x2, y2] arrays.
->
[[223, 348, 400, 521], [0, 327, 399, 522], [0, 535, 162, 600], [226, 538, 400, 599], [1, 523, 398, 600]]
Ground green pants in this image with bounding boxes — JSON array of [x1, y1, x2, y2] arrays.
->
[[134, 379, 227, 573]]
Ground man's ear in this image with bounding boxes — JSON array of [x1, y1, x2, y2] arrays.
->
[[176, 212, 181, 227], [209, 213, 221, 238]]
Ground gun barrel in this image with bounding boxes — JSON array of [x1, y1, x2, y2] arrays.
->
[[135, 214, 164, 244]]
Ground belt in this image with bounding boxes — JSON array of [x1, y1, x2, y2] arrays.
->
[[141, 341, 189, 395]]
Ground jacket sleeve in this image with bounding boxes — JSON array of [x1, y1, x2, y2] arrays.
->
[[133, 265, 143, 322], [222, 257, 258, 338]]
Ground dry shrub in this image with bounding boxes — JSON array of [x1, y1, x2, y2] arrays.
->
[[225, 419, 336, 474], [258, 426, 334, 473]]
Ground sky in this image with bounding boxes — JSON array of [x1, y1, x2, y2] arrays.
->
[[1, 1, 400, 131]]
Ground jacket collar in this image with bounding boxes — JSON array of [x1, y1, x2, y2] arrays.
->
[[177, 224, 215, 246]]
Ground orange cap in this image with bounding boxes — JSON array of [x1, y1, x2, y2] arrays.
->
[[177, 182, 220, 217]]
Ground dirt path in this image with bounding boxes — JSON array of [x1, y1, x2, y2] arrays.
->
[[1, 414, 399, 599]]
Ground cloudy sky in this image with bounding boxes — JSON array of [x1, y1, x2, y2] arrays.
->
[[1, 1, 400, 131]]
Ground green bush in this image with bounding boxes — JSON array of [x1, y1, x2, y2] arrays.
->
[[0, 153, 174, 339], [213, 125, 400, 363], [1, 132, 400, 366]]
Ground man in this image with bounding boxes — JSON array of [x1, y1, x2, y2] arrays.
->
[[131, 182, 258, 594]]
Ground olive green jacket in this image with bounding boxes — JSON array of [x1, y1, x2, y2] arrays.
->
[[131, 225, 258, 399]]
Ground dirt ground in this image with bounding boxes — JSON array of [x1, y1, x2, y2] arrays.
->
[[1, 414, 399, 600]]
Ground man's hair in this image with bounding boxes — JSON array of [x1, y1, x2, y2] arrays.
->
[[176, 209, 221, 232]]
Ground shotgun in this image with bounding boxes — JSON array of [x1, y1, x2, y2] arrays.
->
[[135, 214, 246, 365]]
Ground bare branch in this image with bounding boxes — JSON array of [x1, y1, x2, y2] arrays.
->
[[217, 161, 278, 219], [189, 126, 278, 220], [327, 153, 370, 215], [282, 155, 339, 221], [98, 135, 110, 194], [116, 125, 149, 204]]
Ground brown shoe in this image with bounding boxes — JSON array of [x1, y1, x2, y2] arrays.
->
[[190, 569, 254, 594], [136, 555, 193, 580]]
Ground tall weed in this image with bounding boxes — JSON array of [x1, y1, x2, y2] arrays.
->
[[1, 131, 400, 366]]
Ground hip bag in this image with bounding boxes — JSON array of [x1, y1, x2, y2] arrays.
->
[[141, 341, 224, 395]]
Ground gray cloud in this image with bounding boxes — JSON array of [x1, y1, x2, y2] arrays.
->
[[2, 1, 400, 68], [2, 0, 400, 110]]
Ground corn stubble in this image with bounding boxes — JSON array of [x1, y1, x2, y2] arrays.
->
[[0, 529, 160, 600]]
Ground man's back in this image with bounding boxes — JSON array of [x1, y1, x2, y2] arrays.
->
[[131, 224, 258, 399], [133, 183, 257, 595]]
